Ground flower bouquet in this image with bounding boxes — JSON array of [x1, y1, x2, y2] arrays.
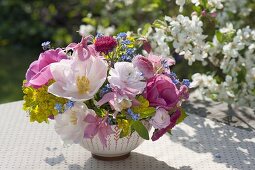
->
[[22, 32, 189, 160]]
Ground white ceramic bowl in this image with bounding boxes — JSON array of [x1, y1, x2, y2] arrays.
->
[[80, 121, 151, 160]]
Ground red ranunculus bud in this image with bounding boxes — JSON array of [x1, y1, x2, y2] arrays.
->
[[94, 36, 117, 54]]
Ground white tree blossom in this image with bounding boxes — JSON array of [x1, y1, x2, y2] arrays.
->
[[150, 1, 255, 107]]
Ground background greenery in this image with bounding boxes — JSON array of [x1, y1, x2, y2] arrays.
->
[[0, 0, 254, 103], [0, 0, 176, 103]]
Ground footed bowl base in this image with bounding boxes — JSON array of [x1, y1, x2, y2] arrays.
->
[[92, 152, 130, 161]]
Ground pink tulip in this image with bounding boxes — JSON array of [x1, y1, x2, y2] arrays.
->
[[133, 55, 154, 79], [25, 48, 67, 88]]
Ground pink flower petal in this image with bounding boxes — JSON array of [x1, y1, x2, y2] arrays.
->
[[29, 66, 52, 87], [133, 55, 154, 79], [151, 109, 181, 141], [98, 129, 108, 147], [25, 60, 39, 83], [96, 92, 115, 106], [84, 114, 97, 123], [98, 123, 113, 147], [25, 48, 67, 88], [84, 123, 98, 138], [143, 74, 180, 110]]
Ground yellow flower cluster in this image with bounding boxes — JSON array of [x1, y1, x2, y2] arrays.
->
[[117, 119, 132, 138], [22, 80, 67, 123], [126, 36, 135, 48]]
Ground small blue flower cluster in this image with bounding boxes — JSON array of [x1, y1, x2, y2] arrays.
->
[[117, 32, 127, 40], [120, 54, 132, 62], [54, 103, 63, 113], [167, 72, 190, 87], [182, 79, 190, 87], [126, 48, 135, 55], [54, 101, 75, 114], [117, 32, 136, 62], [121, 40, 131, 45], [172, 79, 180, 85], [121, 40, 131, 50], [161, 59, 169, 68], [41, 41, 51, 51], [127, 109, 140, 121], [168, 72, 180, 85], [120, 48, 136, 62], [169, 72, 176, 77], [66, 100, 75, 109], [96, 33, 103, 39], [99, 84, 111, 97]]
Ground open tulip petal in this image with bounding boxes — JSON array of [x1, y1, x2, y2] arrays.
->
[[48, 56, 107, 101]]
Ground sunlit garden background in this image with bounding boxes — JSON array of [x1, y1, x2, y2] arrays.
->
[[0, 0, 179, 103], [1, 0, 255, 106]]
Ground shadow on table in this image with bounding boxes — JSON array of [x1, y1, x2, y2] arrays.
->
[[183, 98, 255, 131], [170, 114, 255, 170], [45, 153, 65, 166], [68, 152, 192, 170]]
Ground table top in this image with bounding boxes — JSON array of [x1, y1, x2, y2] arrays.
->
[[0, 101, 254, 170]]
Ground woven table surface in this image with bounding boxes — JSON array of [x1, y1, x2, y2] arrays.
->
[[0, 101, 254, 170]]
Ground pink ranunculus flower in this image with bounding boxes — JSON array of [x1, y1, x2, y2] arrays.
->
[[149, 108, 170, 129], [25, 48, 67, 88], [151, 109, 181, 141], [143, 74, 180, 110], [108, 62, 146, 96], [132, 55, 154, 79]]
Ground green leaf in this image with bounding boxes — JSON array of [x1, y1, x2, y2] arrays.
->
[[137, 95, 149, 107], [141, 23, 151, 36], [94, 107, 106, 117], [223, 31, 236, 42], [214, 75, 224, 84], [131, 96, 156, 119], [216, 30, 223, 43], [176, 109, 188, 124], [192, 5, 202, 13], [142, 3, 159, 12], [237, 67, 246, 84], [209, 93, 218, 101], [132, 107, 155, 118], [252, 88, 255, 95], [132, 121, 149, 140], [152, 19, 167, 29], [200, 0, 208, 8], [82, 17, 97, 26]]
